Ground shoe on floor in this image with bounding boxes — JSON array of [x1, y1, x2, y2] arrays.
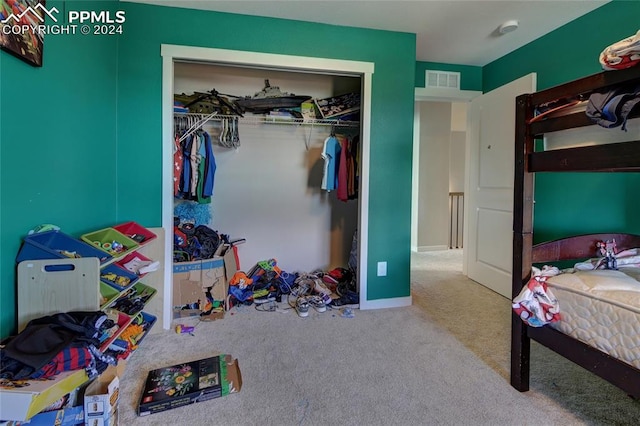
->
[[295, 297, 310, 317], [329, 290, 359, 308], [314, 280, 333, 297], [307, 295, 327, 313], [336, 278, 357, 297], [317, 292, 332, 306], [322, 274, 338, 292]]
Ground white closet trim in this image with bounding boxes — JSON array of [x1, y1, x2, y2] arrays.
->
[[161, 45, 375, 329], [161, 45, 374, 75], [363, 296, 412, 310]]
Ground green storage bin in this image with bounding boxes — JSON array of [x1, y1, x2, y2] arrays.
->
[[100, 282, 120, 309], [110, 282, 157, 316], [81, 227, 139, 258]]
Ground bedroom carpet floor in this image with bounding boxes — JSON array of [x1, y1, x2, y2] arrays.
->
[[118, 250, 640, 425]]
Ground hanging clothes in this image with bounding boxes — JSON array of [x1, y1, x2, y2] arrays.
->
[[173, 135, 183, 197], [337, 136, 349, 202], [348, 134, 360, 200], [321, 132, 359, 199], [321, 135, 341, 192], [181, 134, 193, 195], [174, 131, 216, 204], [201, 131, 216, 199], [196, 133, 210, 204], [189, 133, 201, 197]]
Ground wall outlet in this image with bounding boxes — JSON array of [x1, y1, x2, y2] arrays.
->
[[377, 261, 387, 277]]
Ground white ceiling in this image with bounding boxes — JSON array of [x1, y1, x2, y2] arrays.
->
[[126, 0, 609, 66]]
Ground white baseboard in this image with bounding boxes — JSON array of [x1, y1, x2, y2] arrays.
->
[[417, 245, 448, 252], [360, 296, 412, 310]]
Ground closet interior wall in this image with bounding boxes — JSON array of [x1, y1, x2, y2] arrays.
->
[[173, 62, 361, 273]]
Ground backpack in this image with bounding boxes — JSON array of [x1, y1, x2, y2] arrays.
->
[[194, 225, 221, 259]]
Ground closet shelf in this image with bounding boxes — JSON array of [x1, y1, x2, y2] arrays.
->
[[174, 112, 359, 127]]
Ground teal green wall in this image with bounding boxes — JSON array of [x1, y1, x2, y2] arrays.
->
[[4, 0, 634, 339], [116, 3, 416, 303], [0, 1, 119, 338], [415, 61, 482, 90], [0, 2, 416, 337], [482, 0, 640, 242]]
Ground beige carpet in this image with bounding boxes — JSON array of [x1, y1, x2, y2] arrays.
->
[[119, 250, 640, 425]]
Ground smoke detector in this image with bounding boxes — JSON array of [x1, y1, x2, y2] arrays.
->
[[498, 20, 519, 35]]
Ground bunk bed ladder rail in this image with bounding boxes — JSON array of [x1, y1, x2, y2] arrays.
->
[[511, 92, 535, 392]]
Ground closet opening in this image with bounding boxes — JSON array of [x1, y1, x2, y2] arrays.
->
[[161, 46, 374, 329]]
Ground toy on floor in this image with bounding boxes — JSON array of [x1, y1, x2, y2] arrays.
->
[[229, 271, 253, 289], [247, 258, 282, 282], [200, 286, 224, 317], [175, 324, 195, 335]]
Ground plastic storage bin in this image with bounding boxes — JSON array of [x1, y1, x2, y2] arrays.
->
[[99, 311, 134, 352], [16, 230, 112, 264], [100, 282, 120, 309], [100, 263, 139, 291], [129, 311, 157, 346], [119, 311, 157, 360], [116, 251, 154, 278], [81, 228, 139, 258], [109, 281, 157, 317], [113, 222, 156, 246]]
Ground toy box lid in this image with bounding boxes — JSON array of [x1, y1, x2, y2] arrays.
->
[[0, 370, 88, 422]]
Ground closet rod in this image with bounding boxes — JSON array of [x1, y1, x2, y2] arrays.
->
[[174, 112, 359, 128]]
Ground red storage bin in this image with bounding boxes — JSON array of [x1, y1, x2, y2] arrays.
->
[[116, 251, 155, 279], [99, 312, 134, 352], [113, 222, 156, 246]]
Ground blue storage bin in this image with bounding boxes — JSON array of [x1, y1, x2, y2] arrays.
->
[[100, 263, 139, 291], [16, 230, 112, 264], [134, 311, 157, 346], [120, 311, 157, 359]]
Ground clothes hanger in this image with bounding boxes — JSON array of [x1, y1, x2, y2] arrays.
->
[[219, 117, 228, 145], [233, 116, 241, 148]]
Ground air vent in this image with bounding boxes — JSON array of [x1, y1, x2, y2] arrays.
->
[[425, 70, 461, 90]]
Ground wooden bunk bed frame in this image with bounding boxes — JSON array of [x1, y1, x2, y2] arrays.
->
[[511, 65, 640, 398]]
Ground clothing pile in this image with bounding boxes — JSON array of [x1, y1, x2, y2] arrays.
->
[[228, 259, 358, 313], [585, 81, 640, 131], [0, 311, 117, 382], [600, 29, 640, 70]]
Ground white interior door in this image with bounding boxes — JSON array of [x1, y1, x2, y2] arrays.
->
[[464, 73, 536, 298]]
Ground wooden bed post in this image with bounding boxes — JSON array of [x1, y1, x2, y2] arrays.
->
[[511, 93, 534, 391]]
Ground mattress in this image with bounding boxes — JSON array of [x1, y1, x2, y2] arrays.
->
[[545, 268, 640, 369]]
